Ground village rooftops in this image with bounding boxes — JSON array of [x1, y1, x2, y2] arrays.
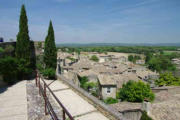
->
[[110, 102, 142, 112], [98, 75, 116, 86], [78, 69, 98, 77]]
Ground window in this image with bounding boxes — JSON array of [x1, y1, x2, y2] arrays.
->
[[107, 87, 111, 93]]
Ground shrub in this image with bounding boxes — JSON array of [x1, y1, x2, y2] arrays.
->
[[79, 76, 89, 88], [17, 58, 33, 79], [90, 55, 99, 62], [155, 72, 180, 86], [4, 45, 14, 53], [36, 63, 44, 73], [0, 47, 4, 53], [118, 80, 155, 102], [42, 68, 56, 79], [0, 57, 18, 84], [140, 111, 153, 120], [103, 97, 118, 104]]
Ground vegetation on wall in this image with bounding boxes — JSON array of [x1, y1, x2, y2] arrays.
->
[[155, 72, 180, 86], [103, 97, 118, 104], [78, 76, 98, 96], [140, 111, 153, 120], [118, 80, 155, 102]]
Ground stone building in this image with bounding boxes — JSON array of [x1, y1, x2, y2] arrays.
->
[[98, 75, 117, 100]]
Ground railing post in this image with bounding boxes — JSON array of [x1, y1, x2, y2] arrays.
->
[[44, 83, 48, 115], [39, 76, 41, 96], [36, 72, 38, 87], [63, 110, 66, 120]]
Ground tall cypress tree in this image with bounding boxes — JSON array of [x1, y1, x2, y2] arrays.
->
[[44, 21, 57, 69], [16, 4, 31, 63]]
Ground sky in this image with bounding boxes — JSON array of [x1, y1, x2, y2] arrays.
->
[[0, 0, 180, 44]]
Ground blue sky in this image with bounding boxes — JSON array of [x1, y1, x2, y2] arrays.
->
[[0, 0, 180, 43]]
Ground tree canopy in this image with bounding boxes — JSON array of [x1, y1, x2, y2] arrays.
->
[[118, 80, 155, 102], [44, 21, 57, 69], [16, 4, 31, 62], [155, 72, 180, 86]]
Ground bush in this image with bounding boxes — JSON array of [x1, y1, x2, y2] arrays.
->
[[155, 72, 180, 86], [42, 68, 56, 79], [79, 76, 89, 88], [4, 45, 14, 53], [36, 63, 44, 73], [140, 111, 153, 120], [118, 81, 155, 102], [0, 47, 4, 53], [0, 57, 33, 84], [0, 57, 18, 84], [90, 55, 99, 62], [103, 97, 118, 104], [17, 58, 33, 79]]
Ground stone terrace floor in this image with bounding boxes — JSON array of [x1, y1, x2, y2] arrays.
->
[[0, 81, 27, 120]]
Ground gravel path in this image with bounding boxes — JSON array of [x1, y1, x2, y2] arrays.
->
[[27, 80, 62, 120]]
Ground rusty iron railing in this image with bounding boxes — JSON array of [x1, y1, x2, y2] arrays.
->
[[36, 71, 74, 120]]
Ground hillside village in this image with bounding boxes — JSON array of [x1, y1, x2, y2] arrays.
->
[[57, 51, 158, 98], [56, 50, 180, 120], [1, 1, 180, 120]]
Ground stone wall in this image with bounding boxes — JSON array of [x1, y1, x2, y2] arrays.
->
[[56, 73, 124, 120], [121, 109, 142, 120]]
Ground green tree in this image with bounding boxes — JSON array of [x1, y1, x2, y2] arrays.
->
[[155, 72, 180, 86], [16, 5, 31, 63], [128, 55, 134, 62], [44, 21, 57, 69], [118, 81, 155, 102]]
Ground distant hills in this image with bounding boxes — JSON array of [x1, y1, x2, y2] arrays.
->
[[56, 43, 180, 47]]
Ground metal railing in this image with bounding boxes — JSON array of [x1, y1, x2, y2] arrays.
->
[[36, 71, 74, 120]]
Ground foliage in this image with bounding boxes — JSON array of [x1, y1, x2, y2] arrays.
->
[[42, 68, 56, 79], [128, 55, 141, 63], [0, 57, 33, 85], [44, 21, 57, 69], [90, 55, 99, 62], [83, 82, 97, 91], [36, 63, 44, 73], [38, 42, 42, 49], [79, 76, 89, 88], [0, 57, 18, 84], [67, 56, 76, 62], [16, 5, 31, 64], [118, 81, 155, 102], [140, 111, 153, 120], [17, 58, 33, 79], [0, 47, 4, 53], [155, 72, 180, 86], [146, 54, 176, 72], [79, 76, 98, 95], [4, 45, 14, 53], [103, 97, 118, 104]]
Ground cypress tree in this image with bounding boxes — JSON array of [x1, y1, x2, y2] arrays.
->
[[44, 21, 57, 69], [16, 4, 31, 63]]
